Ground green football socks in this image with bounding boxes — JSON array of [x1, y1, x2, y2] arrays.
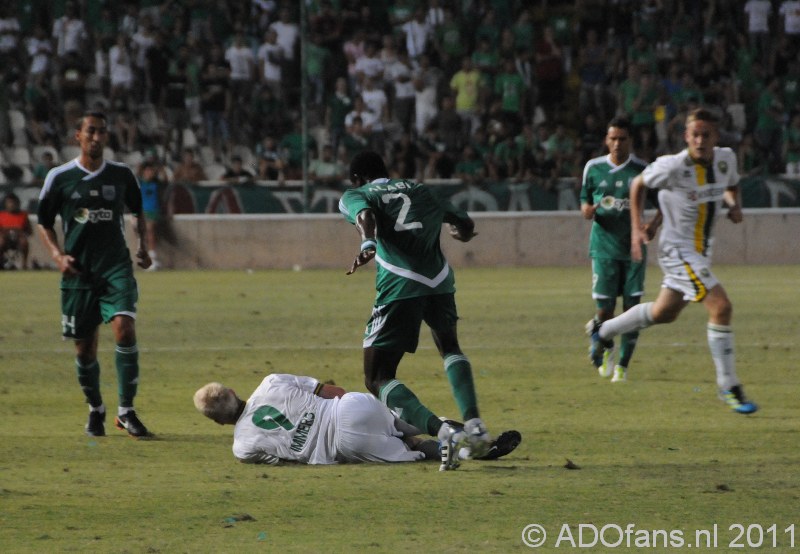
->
[[76, 358, 102, 408], [444, 354, 479, 421], [618, 331, 639, 369], [115, 344, 139, 408], [379, 379, 441, 436]]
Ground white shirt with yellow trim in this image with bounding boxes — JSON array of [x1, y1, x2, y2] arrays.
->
[[641, 147, 739, 258]]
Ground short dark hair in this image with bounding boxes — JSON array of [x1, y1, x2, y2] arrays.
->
[[349, 151, 388, 182], [75, 110, 107, 130], [607, 116, 631, 132]]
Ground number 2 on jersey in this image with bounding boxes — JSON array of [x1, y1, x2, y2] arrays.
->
[[381, 192, 422, 231]]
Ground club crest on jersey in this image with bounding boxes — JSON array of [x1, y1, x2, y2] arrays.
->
[[102, 185, 116, 200], [717, 161, 728, 174]]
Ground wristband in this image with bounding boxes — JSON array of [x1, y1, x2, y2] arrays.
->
[[360, 239, 377, 252]]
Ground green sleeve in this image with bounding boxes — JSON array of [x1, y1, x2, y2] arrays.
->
[[339, 189, 371, 225]]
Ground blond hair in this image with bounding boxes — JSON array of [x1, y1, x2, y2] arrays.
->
[[685, 107, 718, 126], [194, 382, 239, 421]]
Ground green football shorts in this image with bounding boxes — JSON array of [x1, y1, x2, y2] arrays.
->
[[591, 257, 646, 302], [363, 294, 459, 352], [60, 274, 139, 339]]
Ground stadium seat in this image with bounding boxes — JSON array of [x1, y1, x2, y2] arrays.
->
[[8, 109, 27, 147], [5, 146, 32, 167], [123, 150, 143, 167], [182, 128, 198, 149], [726, 104, 746, 133], [230, 144, 254, 166], [32, 145, 60, 164], [19, 165, 33, 184], [198, 146, 215, 165], [61, 145, 81, 161], [138, 104, 162, 138], [204, 163, 227, 180]]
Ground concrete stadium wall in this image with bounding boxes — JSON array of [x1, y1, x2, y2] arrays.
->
[[27, 210, 800, 270]]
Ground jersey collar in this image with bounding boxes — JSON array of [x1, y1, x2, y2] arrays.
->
[[76, 158, 107, 180], [605, 154, 632, 172]]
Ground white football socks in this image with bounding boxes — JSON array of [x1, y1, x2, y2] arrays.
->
[[599, 302, 654, 340], [708, 323, 738, 390]]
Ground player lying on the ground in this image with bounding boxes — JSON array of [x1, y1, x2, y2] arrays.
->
[[194, 373, 521, 469]]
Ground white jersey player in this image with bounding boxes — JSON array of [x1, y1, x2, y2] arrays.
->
[[641, 145, 738, 263], [194, 373, 428, 465], [587, 108, 758, 414]]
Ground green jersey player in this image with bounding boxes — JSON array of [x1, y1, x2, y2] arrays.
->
[[580, 117, 661, 382], [339, 151, 521, 469], [37, 111, 153, 438]]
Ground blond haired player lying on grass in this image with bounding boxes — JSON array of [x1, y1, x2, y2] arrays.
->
[[194, 373, 520, 469]]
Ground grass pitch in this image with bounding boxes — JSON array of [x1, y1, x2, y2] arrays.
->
[[1, 266, 798, 553]]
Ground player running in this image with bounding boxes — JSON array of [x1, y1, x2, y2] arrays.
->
[[580, 116, 661, 382], [587, 108, 757, 414]]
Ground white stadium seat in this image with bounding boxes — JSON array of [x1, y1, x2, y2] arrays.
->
[[32, 145, 60, 164], [61, 145, 81, 161], [8, 109, 27, 146], [5, 146, 31, 167], [204, 163, 226, 180]]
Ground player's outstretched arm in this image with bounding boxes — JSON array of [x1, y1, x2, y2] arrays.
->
[[347, 208, 377, 275], [444, 213, 477, 242]]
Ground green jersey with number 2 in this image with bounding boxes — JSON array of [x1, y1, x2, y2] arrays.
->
[[339, 178, 471, 304]]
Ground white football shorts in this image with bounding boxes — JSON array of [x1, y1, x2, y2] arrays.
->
[[334, 393, 425, 463], [657, 246, 720, 302]]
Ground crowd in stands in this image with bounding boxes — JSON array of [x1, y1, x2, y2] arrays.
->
[[1, 0, 800, 203]]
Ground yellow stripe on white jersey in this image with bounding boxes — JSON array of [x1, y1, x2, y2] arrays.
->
[[693, 164, 707, 254]]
